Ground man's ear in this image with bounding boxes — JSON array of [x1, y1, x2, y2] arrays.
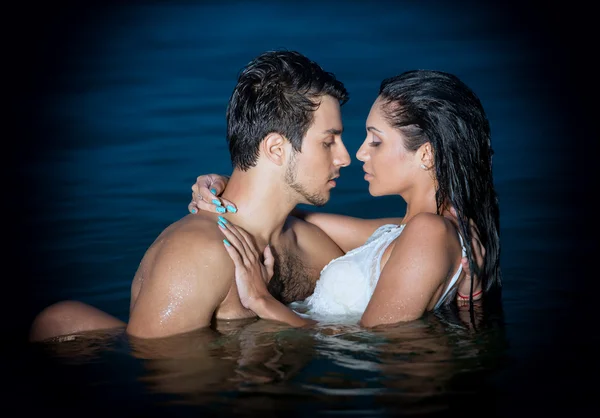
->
[[261, 133, 289, 166], [418, 142, 434, 170]]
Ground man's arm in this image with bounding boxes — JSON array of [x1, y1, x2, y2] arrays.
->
[[127, 232, 233, 339]]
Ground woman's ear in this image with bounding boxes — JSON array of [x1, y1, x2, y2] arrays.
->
[[419, 142, 434, 170], [261, 133, 288, 166]]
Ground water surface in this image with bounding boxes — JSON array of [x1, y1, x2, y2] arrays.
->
[[10, 1, 594, 416]]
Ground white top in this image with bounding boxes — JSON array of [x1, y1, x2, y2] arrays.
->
[[296, 223, 466, 322]]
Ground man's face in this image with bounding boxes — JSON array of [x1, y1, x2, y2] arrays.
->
[[285, 95, 350, 206]]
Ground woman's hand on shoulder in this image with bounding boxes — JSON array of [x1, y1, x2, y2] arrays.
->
[[218, 220, 314, 328], [187, 174, 238, 215], [217, 220, 274, 310]]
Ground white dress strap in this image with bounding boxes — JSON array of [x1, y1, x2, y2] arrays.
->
[[434, 231, 467, 310]]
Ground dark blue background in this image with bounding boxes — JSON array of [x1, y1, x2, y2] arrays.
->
[[7, 0, 595, 415]]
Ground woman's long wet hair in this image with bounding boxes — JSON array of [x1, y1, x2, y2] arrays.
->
[[378, 70, 501, 304]]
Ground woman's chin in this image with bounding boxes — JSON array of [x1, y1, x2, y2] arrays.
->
[[368, 185, 381, 196]]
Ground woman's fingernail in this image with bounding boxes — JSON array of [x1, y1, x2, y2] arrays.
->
[[217, 221, 226, 229], [226, 205, 237, 213], [212, 199, 222, 206], [210, 188, 217, 195], [216, 206, 226, 213], [218, 216, 228, 224], [223, 239, 231, 247], [191, 208, 197, 214]]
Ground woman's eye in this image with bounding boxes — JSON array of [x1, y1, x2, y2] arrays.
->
[[369, 135, 381, 147]]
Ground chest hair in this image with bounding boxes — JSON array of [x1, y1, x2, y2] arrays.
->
[[267, 248, 319, 304]]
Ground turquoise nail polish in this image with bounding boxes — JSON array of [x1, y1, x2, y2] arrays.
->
[[217, 221, 226, 229], [210, 188, 217, 195], [216, 206, 226, 213], [218, 216, 228, 224], [212, 199, 222, 206], [226, 205, 237, 213], [223, 239, 231, 247]]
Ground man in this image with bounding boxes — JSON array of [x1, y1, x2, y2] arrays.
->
[[29, 50, 352, 341]]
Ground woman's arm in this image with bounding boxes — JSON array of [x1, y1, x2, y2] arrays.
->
[[189, 174, 403, 252], [291, 207, 403, 253], [188, 174, 483, 269], [360, 214, 457, 327]]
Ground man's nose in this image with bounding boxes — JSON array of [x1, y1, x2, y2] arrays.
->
[[334, 142, 351, 167]]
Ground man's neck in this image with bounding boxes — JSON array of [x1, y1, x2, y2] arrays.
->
[[219, 168, 298, 248]]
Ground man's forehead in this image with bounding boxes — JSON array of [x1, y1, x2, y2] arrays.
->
[[311, 96, 343, 133], [307, 122, 343, 138]]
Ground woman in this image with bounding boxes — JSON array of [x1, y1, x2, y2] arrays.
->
[[188, 69, 501, 327]]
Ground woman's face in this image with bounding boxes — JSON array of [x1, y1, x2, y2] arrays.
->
[[356, 98, 421, 197]]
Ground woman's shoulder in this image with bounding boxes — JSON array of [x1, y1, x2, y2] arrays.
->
[[394, 213, 460, 253], [404, 212, 451, 232], [381, 213, 461, 283]]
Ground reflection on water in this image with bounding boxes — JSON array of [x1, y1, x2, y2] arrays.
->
[[26, 301, 507, 416]]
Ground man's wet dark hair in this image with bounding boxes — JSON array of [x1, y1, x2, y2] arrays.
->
[[226, 50, 349, 170]]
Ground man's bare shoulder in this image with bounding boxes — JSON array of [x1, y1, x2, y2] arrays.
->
[[152, 212, 231, 253], [285, 213, 344, 257], [128, 213, 235, 338], [285, 214, 336, 242], [138, 212, 233, 284]]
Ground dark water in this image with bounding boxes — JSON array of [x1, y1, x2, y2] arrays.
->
[[9, 1, 594, 417]]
